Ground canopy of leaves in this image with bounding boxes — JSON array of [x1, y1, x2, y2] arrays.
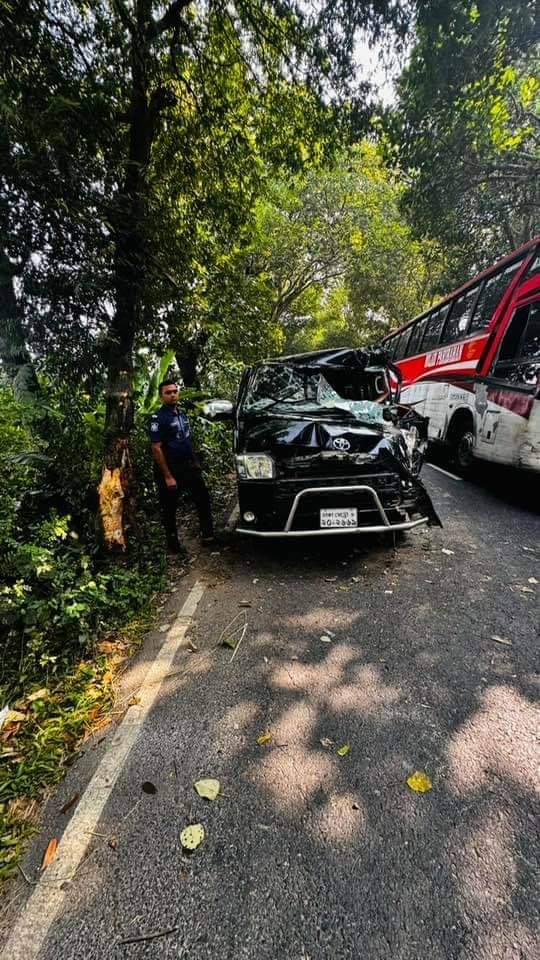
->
[[388, 0, 539, 280]]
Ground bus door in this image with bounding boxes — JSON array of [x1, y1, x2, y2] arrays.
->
[[478, 297, 540, 468]]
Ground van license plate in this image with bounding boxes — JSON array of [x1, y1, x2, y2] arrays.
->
[[320, 508, 358, 528]]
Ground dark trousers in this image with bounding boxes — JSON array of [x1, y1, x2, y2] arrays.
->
[[155, 459, 213, 542]]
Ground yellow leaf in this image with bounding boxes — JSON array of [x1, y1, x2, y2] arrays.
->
[[407, 771, 433, 793], [6, 710, 26, 724], [27, 688, 49, 703], [180, 823, 205, 851], [257, 733, 272, 745], [337, 743, 350, 756], [42, 838, 58, 869], [194, 778, 220, 801]]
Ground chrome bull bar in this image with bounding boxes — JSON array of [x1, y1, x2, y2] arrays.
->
[[236, 484, 429, 538]]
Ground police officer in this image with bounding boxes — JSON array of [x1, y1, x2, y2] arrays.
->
[[150, 379, 214, 554]]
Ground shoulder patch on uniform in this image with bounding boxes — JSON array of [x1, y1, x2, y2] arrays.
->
[[150, 421, 159, 432]]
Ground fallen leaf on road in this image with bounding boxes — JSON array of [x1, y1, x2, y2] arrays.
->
[[180, 824, 205, 851], [337, 743, 350, 757], [323, 629, 336, 637], [128, 696, 141, 706], [42, 838, 58, 869], [320, 737, 334, 748], [187, 638, 198, 652], [406, 771, 432, 793], [142, 781, 157, 795], [351, 576, 361, 583], [194, 778, 220, 801], [257, 733, 272, 746], [339, 586, 350, 592], [520, 586, 534, 594], [158, 624, 171, 633], [441, 549, 455, 556], [320, 635, 332, 643], [528, 577, 538, 585], [491, 635, 512, 646]]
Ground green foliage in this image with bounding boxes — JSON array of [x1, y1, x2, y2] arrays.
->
[[389, 0, 539, 275], [0, 384, 165, 701], [219, 141, 449, 354]]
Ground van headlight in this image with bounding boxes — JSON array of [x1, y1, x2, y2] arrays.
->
[[236, 454, 275, 480]]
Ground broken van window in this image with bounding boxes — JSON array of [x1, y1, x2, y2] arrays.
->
[[244, 363, 386, 423]]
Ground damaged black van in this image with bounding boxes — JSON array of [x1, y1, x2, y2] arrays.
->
[[203, 347, 441, 537]]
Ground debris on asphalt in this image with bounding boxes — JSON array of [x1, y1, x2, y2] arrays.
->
[[108, 836, 118, 850], [142, 781, 157, 795], [406, 771, 433, 793], [187, 638, 198, 652], [229, 622, 248, 663], [119, 925, 179, 946], [324, 577, 337, 582], [41, 838, 58, 869], [337, 743, 350, 757], [239, 600, 252, 607], [320, 738, 334, 748], [60, 793, 80, 815], [257, 733, 273, 745], [180, 823, 205, 851], [491, 635, 513, 646], [441, 548, 455, 556], [528, 577, 538, 584], [194, 779, 220, 801], [320, 635, 332, 643], [218, 611, 248, 649], [520, 586, 534, 594]]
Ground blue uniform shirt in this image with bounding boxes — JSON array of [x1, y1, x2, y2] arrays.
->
[[149, 405, 194, 464]]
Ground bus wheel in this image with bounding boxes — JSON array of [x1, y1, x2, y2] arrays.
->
[[452, 424, 475, 474]]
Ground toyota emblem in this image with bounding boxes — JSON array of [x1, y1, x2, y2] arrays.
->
[[332, 437, 351, 451]]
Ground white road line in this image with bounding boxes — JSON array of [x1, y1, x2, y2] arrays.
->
[[1, 580, 206, 960], [426, 462, 463, 482]]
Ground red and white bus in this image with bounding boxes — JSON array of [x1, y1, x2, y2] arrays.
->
[[382, 237, 540, 473]]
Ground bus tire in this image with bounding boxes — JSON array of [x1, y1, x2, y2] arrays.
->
[[447, 413, 475, 474]]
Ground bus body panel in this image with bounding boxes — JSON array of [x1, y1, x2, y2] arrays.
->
[[385, 239, 540, 473]]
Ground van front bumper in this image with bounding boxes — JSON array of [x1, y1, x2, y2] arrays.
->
[[236, 484, 429, 537]]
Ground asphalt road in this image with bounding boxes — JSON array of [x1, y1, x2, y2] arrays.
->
[[2, 464, 539, 960]]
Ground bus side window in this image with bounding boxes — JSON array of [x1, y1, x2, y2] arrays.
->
[[394, 328, 412, 361], [440, 286, 480, 344], [385, 336, 397, 359], [493, 300, 540, 386], [406, 317, 428, 357], [422, 305, 449, 351], [470, 260, 523, 334]]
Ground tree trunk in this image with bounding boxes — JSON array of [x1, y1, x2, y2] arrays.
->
[[0, 252, 39, 402], [175, 331, 209, 389], [98, 5, 154, 551]]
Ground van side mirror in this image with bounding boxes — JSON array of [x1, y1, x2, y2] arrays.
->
[[201, 399, 235, 421]]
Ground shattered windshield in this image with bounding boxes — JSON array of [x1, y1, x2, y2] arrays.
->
[[244, 363, 386, 424]]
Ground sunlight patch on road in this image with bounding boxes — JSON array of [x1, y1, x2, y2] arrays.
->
[[310, 792, 367, 844], [446, 685, 540, 797]]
